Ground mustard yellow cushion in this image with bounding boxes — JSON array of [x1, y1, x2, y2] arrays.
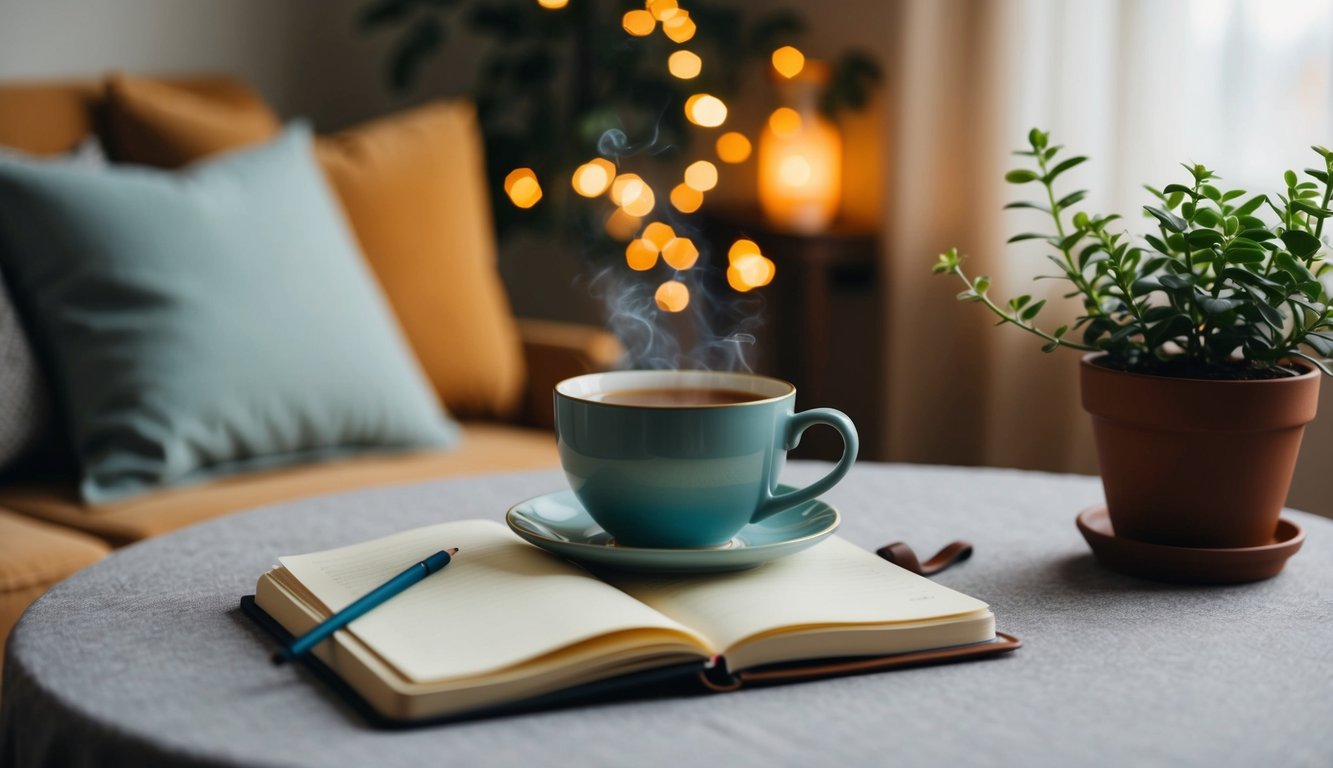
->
[[102, 78, 526, 419], [102, 73, 280, 167], [314, 103, 525, 419]]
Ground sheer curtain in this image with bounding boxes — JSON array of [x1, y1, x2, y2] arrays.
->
[[880, 0, 1333, 512]]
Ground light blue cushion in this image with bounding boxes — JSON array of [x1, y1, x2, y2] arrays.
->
[[0, 125, 458, 502]]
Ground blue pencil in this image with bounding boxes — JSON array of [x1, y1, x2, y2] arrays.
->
[[271, 547, 458, 665]]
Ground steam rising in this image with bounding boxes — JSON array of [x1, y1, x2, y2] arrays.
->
[[591, 264, 761, 371], [590, 121, 765, 372]]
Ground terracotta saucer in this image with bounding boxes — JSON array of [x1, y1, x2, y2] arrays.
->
[[1076, 506, 1304, 585]]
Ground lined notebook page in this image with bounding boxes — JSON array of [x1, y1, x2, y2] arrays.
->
[[602, 536, 990, 652], [278, 520, 701, 683]]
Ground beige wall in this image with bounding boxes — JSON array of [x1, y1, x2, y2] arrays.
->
[[0, 0, 476, 130]]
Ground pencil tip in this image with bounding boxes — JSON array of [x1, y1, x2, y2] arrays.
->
[[446, 547, 459, 555]]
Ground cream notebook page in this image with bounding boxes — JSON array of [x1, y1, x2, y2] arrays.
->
[[603, 536, 991, 652], [277, 520, 708, 683]]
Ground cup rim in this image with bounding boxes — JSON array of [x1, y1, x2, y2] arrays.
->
[[555, 369, 795, 409]]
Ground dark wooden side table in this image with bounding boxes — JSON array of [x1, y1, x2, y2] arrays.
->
[[701, 208, 883, 461]]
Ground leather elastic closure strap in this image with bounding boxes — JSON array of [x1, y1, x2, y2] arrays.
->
[[876, 540, 974, 576]]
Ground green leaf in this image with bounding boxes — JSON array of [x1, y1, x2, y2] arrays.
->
[[1107, 324, 1140, 344], [1008, 294, 1032, 311], [1020, 299, 1047, 322], [1193, 208, 1221, 228], [1276, 251, 1318, 282], [1045, 156, 1088, 182], [1145, 314, 1194, 349], [1201, 184, 1222, 201], [1144, 205, 1188, 233], [1238, 228, 1276, 241], [1057, 232, 1083, 252], [1159, 273, 1195, 290], [1222, 268, 1282, 291], [1256, 302, 1286, 329], [1292, 200, 1333, 218], [1005, 169, 1040, 184], [974, 276, 991, 294], [1225, 250, 1266, 265], [1281, 230, 1322, 259], [1077, 243, 1103, 269], [1132, 277, 1161, 296], [1028, 128, 1048, 150], [1187, 229, 1223, 247], [1291, 351, 1333, 376], [1003, 201, 1052, 213], [1055, 190, 1087, 210], [1144, 234, 1171, 255], [1235, 195, 1267, 216], [1306, 332, 1333, 356], [1007, 232, 1049, 244], [1221, 189, 1247, 202], [1305, 168, 1330, 184], [1162, 183, 1195, 197], [1199, 296, 1242, 316]]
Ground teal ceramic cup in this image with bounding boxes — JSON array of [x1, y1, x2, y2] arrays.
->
[[554, 370, 858, 548]]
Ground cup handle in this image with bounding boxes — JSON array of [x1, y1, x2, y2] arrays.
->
[[751, 407, 859, 524]]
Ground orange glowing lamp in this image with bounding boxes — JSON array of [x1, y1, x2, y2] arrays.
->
[[655, 280, 690, 312], [758, 65, 842, 232], [537, 0, 569, 8]]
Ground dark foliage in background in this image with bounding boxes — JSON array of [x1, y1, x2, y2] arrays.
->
[[359, 0, 881, 245]]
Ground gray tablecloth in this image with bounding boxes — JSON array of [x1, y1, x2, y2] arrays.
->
[[3, 463, 1331, 767]]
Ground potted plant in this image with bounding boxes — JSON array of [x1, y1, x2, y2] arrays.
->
[[934, 129, 1329, 554]]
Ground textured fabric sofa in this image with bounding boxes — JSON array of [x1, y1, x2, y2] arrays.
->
[[0, 76, 620, 660]]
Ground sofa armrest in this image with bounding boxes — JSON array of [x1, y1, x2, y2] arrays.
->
[[515, 318, 623, 430]]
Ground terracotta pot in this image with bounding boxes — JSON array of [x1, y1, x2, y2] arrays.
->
[[1080, 354, 1320, 548]]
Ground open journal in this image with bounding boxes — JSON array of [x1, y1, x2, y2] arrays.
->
[[246, 519, 1018, 724]]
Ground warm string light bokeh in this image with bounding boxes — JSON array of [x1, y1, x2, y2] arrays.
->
[[503, 0, 794, 312]]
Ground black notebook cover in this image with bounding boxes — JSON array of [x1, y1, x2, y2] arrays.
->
[[241, 596, 1020, 728]]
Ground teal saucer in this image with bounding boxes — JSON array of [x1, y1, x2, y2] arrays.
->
[[506, 487, 840, 573]]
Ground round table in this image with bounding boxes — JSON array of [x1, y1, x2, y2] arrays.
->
[[3, 463, 1331, 767]]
